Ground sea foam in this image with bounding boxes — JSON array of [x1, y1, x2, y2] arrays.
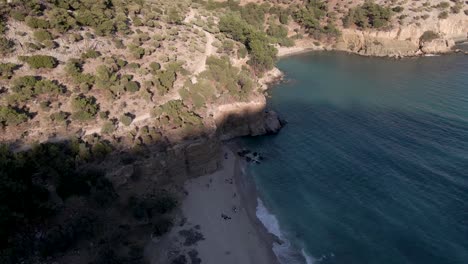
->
[[256, 198, 315, 264]]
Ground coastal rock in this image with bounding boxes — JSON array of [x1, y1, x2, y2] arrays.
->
[[335, 15, 467, 57], [213, 94, 284, 140], [264, 110, 283, 134], [421, 39, 453, 54]]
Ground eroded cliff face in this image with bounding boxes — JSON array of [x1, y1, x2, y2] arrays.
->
[[334, 15, 467, 57], [211, 94, 283, 140], [111, 137, 223, 188], [114, 93, 283, 185]]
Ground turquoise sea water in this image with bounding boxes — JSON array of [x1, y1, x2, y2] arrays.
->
[[244, 52, 468, 264]]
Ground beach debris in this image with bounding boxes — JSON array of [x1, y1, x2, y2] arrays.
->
[[178, 228, 205, 246], [188, 249, 202, 264], [221, 213, 232, 220], [232, 206, 237, 213]]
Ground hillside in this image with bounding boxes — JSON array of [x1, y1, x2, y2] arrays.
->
[[0, 0, 466, 263]]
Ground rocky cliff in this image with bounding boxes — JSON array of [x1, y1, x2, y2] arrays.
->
[[334, 14, 467, 57]]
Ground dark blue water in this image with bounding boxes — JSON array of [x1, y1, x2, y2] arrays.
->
[[244, 52, 468, 264]]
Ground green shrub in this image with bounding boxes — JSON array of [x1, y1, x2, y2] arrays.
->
[[438, 11, 449, 19], [392, 6, 404, 13], [70, 94, 99, 121], [120, 114, 133, 126], [81, 50, 101, 59], [125, 81, 140, 92], [26, 16, 50, 29], [47, 7, 76, 33], [149, 62, 161, 72], [0, 63, 20, 79], [10, 76, 63, 102], [420, 31, 440, 43], [33, 29, 53, 43], [436, 2, 450, 9], [20, 55, 58, 69], [101, 121, 116, 134], [50, 111, 68, 123], [0, 36, 14, 55], [167, 8, 183, 24], [128, 45, 145, 59], [279, 9, 290, 24], [0, 106, 28, 126], [152, 100, 202, 127], [156, 70, 177, 95]]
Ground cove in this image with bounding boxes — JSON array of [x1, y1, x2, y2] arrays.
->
[[243, 52, 468, 264]]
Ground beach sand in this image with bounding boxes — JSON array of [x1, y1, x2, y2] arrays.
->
[[147, 147, 280, 264]]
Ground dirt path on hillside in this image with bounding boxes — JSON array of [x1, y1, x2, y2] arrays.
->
[[87, 12, 214, 136]]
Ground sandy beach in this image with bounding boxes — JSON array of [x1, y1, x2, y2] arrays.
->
[[147, 147, 280, 264]]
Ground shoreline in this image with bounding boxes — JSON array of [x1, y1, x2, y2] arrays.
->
[[148, 144, 280, 264]]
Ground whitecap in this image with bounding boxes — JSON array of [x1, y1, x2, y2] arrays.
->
[[256, 198, 313, 264]]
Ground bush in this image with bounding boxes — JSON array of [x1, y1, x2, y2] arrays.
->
[[420, 31, 440, 43], [450, 2, 463, 14], [120, 114, 133, 126], [128, 45, 145, 59], [101, 121, 115, 134], [438, 11, 449, 19], [50, 111, 68, 123], [124, 81, 140, 92], [10, 76, 63, 102], [26, 16, 50, 29], [436, 2, 450, 9], [46, 7, 76, 33], [20, 55, 58, 69], [33, 29, 53, 43], [81, 50, 101, 59], [167, 8, 183, 24], [0, 106, 28, 126], [392, 6, 404, 13], [0, 36, 14, 55], [70, 94, 99, 121], [149, 62, 161, 72], [0, 63, 20, 79]]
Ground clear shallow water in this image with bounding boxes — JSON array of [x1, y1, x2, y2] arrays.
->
[[244, 52, 468, 264]]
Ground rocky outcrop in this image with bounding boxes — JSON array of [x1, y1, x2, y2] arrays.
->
[[420, 38, 454, 54], [335, 14, 467, 57], [212, 95, 283, 140]]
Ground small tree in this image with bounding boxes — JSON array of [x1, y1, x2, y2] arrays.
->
[[33, 29, 53, 43], [124, 81, 140, 93], [70, 95, 99, 121], [0, 106, 28, 126], [20, 55, 58, 69]]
